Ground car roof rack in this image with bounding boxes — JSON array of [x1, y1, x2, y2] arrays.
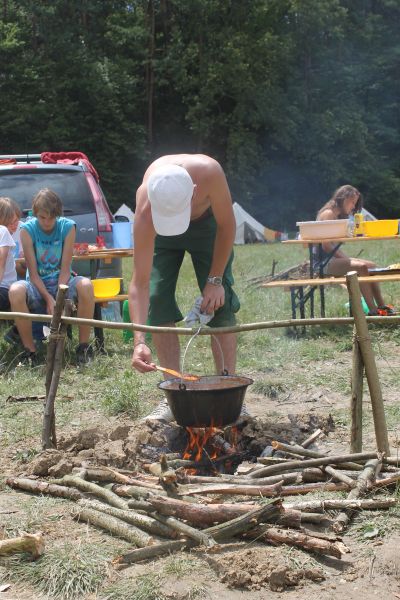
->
[[0, 154, 41, 163]]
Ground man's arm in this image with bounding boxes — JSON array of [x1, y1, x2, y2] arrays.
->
[[129, 183, 157, 372], [201, 162, 236, 314]]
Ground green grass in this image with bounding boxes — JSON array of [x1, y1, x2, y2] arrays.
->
[[2, 541, 115, 599], [1, 240, 399, 447], [1, 240, 400, 598]]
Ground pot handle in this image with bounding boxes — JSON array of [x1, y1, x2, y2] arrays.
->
[[181, 327, 227, 376]]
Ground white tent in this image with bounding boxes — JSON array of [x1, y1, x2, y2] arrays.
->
[[114, 203, 135, 222], [233, 202, 284, 244]]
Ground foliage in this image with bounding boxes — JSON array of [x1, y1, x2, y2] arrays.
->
[[0, 1, 399, 227]]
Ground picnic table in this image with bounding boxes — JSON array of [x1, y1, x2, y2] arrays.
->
[[262, 235, 400, 319]]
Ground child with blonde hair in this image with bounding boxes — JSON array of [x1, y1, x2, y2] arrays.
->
[[0, 197, 20, 310], [9, 188, 95, 365]]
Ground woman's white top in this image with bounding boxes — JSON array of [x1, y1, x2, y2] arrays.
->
[[0, 225, 16, 288]]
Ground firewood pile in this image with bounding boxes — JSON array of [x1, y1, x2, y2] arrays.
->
[[5, 428, 399, 569]]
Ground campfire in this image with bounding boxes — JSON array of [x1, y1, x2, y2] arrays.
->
[[5, 412, 400, 591]]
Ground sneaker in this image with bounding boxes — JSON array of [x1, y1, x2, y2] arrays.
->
[[20, 349, 39, 367], [377, 304, 397, 316], [141, 398, 174, 424], [4, 325, 21, 346], [75, 343, 94, 366]]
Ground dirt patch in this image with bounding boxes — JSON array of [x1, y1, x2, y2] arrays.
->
[[207, 546, 325, 591]]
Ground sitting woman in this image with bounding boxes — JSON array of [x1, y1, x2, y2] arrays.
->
[[0, 197, 20, 310], [316, 184, 395, 316]]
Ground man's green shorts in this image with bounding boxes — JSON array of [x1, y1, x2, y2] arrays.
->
[[148, 212, 240, 327]]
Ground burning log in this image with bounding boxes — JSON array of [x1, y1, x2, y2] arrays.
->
[[0, 532, 44, 559], [332, 458, 382, 533], [250, 451, 379, 479], [77, 499, 177, 539], [72, 506, 155, 546], [6, 477, 84, 501]]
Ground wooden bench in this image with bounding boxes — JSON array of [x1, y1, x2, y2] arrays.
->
[[94, 294, 128, 304], [262, 274, 400, 319]]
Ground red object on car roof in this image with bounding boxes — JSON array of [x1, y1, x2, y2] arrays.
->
[[41, 151, 99, 182]]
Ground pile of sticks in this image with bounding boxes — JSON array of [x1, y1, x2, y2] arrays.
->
[[6, 435, 399, 567]]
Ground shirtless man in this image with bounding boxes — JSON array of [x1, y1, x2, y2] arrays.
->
[[129, 154, 242, 421]]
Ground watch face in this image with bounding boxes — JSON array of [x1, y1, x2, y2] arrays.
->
[[208, 276, 222, 285]]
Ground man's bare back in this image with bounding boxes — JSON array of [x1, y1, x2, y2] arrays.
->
[[140, 154, 227, 221]]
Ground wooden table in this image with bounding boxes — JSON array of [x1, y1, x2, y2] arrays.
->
[[277, 235, 400, 318], [16, 247, 134, 349]]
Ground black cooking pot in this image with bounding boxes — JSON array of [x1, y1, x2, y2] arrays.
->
[[159, 375, 253, 428]]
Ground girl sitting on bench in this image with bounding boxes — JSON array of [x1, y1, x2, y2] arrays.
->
[[316, 184, 396, 316]]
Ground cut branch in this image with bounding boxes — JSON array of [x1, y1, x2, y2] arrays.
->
[[72, 506, 155, 546], [0, 532, 44, 559]]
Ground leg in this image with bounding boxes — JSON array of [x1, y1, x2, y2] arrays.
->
[[211, 332, 237, 374], [327, 257, 382, 312], [8, 281, 36, 352], [74, 278, 95, 344], [152, 322, 181, 374]]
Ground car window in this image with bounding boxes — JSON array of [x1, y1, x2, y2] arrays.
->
[[0, 170, 94, 215]]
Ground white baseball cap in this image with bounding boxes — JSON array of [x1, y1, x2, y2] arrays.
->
[[147, 165, 194, 236]]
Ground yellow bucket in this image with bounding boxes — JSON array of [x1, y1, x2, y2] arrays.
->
[[92, 278, 122, 298], [362, 220, 399, 237]]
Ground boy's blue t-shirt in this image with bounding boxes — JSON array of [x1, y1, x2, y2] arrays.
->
[[21, 216, 75, 281]]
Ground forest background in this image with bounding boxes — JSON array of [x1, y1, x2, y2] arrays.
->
[[1, 0, 399, 231]]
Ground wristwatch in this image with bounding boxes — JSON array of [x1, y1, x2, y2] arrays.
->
[[207, 276, 223, 286]]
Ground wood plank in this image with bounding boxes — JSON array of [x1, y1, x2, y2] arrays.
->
[[283, 235, 400, 244], [94, 294, 128, 303], [262, 274, 400, 288]]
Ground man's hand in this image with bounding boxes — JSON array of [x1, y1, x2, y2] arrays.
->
[[132, 342, 156, 373], [201, 282, 225, 314]]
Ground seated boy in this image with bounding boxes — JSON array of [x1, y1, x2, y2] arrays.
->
[[8, 188, 95, 365]]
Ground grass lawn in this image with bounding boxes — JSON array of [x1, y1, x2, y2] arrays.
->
[[1, 238, 400, 599]]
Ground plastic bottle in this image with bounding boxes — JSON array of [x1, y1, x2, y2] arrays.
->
[[347, 214, 355, 236], [353, 212, 364, 237], [122, 299, 133, 342]]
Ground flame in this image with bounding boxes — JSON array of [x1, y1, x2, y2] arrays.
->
[[183, 425, 218, 462], [183, 420, 238, 465]]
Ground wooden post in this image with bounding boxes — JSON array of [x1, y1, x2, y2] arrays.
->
[[42, 286, 70, 450], [346, 272, 390, 455], [350, 326, 364, 452], [45, 285, 69, 396]]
